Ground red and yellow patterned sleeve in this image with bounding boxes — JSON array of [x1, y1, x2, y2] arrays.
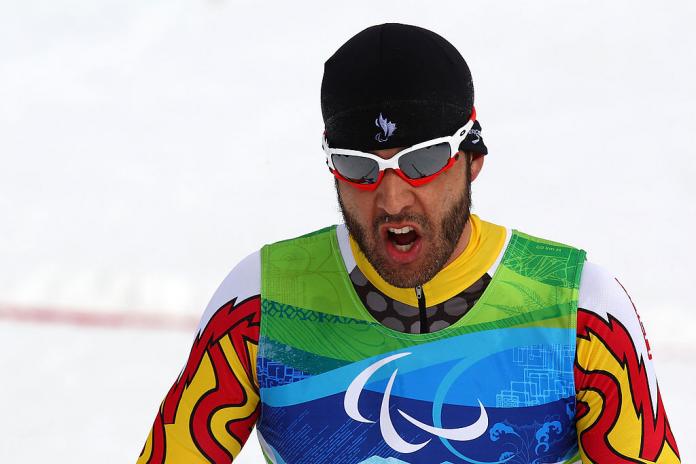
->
[[137, 251, 262, 464], [575, 262, 680, 463]]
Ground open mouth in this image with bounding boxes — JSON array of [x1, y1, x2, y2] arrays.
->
[[387, 226, 419, 252], [377, 221, 425, 265]]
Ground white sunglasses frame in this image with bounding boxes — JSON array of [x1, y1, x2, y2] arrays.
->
[[322, 112, 476, 190]]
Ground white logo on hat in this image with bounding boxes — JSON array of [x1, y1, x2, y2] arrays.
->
[[375, 113, 397, 142], [469, 128, 481, 144]]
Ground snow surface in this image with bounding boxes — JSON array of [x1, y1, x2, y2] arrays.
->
[[1, 0, 694, 462]]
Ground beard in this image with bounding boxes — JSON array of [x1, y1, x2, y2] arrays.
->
[[337, 160, 472, 288]]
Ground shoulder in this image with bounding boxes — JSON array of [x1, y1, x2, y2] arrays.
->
[[506, 229, 586, 262], [576, 260, 656, 387], [262, 225, 344, 275], [265, 225, 338, 246], [196, 249, 261, 334], [194, 225, 341, 333], [578, 261, 649, 341], [497, 229, 586, 289], [573, 262, 676, 454]]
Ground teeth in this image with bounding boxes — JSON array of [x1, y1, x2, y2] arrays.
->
[[394, 243, 414, 252], [388, 226, 414, 234]]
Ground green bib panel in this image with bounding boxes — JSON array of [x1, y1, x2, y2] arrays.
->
[[257, 226, 586, 464]]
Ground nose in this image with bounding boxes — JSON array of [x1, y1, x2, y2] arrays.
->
[[374, 169, 416, 216]]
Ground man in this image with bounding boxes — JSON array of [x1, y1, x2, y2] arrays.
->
[[137, 23, 680, 464]]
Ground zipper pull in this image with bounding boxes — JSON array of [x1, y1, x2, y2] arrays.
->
[[415, 285, 429, 334]]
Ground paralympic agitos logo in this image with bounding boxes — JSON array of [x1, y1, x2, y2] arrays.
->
[[343, 352, 489, 454]]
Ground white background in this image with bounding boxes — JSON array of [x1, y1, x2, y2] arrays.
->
[[1, 0, 694, 462]]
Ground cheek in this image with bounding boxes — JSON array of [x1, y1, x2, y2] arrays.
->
[[420, 164, 466, 205], [338, 183, 373, 217], [444, 158, 468, 187]]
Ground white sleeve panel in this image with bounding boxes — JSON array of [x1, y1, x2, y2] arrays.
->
[[577, 260, 659, 415], [196, 249, 261, 336]]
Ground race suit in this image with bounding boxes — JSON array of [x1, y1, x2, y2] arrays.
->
[[137, 215, 680, 463]]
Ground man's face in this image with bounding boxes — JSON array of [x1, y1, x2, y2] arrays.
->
[[337, 149, 481, 288]]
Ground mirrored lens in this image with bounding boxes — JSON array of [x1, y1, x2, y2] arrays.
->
[[398, 142, 452, 179], [331, 154, 380, 184]]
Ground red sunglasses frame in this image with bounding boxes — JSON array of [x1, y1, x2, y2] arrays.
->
[[330, 155, 461, 191]]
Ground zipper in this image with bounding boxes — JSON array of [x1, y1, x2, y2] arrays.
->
[[415, 285, 429, 334]]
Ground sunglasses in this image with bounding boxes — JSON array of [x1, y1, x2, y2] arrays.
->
[[323, 107, 477, 190]]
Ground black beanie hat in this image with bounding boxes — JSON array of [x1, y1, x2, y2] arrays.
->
[[321, 23, 487, 155]]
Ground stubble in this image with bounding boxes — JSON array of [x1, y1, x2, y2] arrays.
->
[[337, 157, 472, 288]]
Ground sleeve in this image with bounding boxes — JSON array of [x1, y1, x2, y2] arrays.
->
[[137, 250, 262, 464], [574, 261, 680, 463]]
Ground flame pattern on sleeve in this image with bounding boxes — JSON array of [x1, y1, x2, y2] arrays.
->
[[137, 296, 261, 464], [574, 265, 680, 463]]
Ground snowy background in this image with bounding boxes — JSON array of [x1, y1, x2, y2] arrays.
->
[[1, 0, 694, 462]]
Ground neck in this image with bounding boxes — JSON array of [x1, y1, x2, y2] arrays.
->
[[441, 216, 473, 270], [347, 214, 508, 308]]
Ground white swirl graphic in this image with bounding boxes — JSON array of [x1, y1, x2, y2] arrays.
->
[[344, 352, 488, 454]]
